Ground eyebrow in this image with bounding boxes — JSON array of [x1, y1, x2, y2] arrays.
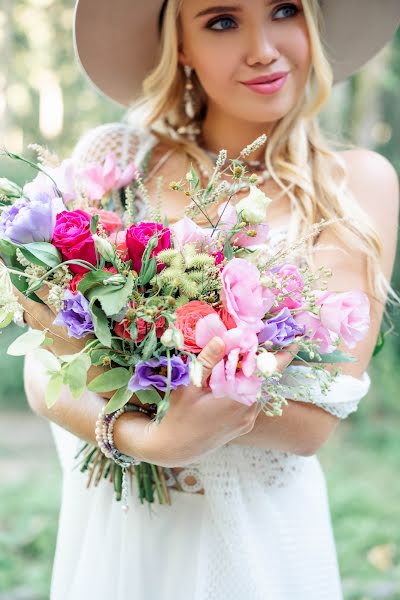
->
[[195, 1, 283, 18]]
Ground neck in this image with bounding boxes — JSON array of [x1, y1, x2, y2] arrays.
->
[[199, 104, 275, 161]]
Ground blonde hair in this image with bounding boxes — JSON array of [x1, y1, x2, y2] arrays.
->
[[126, 0, 395, 312]]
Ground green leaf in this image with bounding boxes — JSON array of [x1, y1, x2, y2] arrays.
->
[[141, 328, 158, 361], [0, 309, 14, 328], [190, 165, 200, 189], [64, 354, 91, 400], [7, 328, 46, 356], [104, 385, 132, 415], [139, 234, 159, 282], [90, 214, 100, 235], [90, 273, 134, 317], [0, 238, 18, 259], [140, 257, 157, 286], [373, 330, 385, 357], [295, 350, 357, 364], [135, 388, 162, 406], [90, 300, 112, 347], [224, 241, 234, 260], [20, 242, 62, 269], [90, 350, 130, 368], [45, 373, 64, 409], [77, 270, 112, 295], [88, 367, 131, 393], [35, 348, 61, 374]]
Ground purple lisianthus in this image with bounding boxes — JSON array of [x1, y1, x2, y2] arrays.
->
[[128, 355, 190, 393], [258, 308, 304, 347], [53, 290, 94, 339], [0, 194, 65, 245]]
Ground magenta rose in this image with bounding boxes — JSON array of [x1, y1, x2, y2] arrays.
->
[[126, 222, 171, 274], [52, 210, 97, 274]]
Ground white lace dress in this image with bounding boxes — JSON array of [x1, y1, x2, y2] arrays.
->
[[46, 123, 371, 600]]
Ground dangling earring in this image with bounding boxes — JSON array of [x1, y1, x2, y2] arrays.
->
[[183, 65, 195, 119], [177, 65, 201, 142]]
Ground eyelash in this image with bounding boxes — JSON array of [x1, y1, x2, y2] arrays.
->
[[206, 3, 300, 31]]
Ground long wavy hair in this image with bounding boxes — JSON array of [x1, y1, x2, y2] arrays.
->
[[126, 0, 395, 311]]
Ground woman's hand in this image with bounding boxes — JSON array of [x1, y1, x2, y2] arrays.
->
[[131, 339, 297, 468]]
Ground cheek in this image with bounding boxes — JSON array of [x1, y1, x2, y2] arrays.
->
[[286, 26, 312, 76]]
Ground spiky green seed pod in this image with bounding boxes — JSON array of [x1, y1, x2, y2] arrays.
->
[[179, 278, 200, 299], [156, 249, 180, 265]]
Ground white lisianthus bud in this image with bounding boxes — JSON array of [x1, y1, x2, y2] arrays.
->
[[103, 274, 126, 286], [0, 177, 22, 197], [189, 357, 203, 387], [256, 352, 278, 377], [160, 327, 185, 350], [93, 234, 115, 263], [235, 185, 272, 224]]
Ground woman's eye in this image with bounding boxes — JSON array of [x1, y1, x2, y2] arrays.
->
[[273, 4, 299, 20], [207, 16, 237, 31]]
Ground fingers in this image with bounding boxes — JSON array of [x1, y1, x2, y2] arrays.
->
[[275, 343, 300, 373], [197, 336, 226, 387]]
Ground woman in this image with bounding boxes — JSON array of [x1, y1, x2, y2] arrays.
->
[[20, 0, 399, 598]]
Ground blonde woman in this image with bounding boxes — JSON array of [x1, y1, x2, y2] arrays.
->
[[20, 1, 399, 598]]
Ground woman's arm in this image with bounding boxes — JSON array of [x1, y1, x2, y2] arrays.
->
[[231, 149, 399, 456]]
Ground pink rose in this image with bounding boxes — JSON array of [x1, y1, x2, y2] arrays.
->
[[221, 258, 275, 333], [318, 290, 370, 349], [86, 207, 123, 235], [52, 210, 97, 274], [270, 264, 305, 312], [295, 311, 336, 354], [126, 222, 171, 274]]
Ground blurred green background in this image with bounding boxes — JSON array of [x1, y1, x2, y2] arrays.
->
[[0, 2, 399, 599]]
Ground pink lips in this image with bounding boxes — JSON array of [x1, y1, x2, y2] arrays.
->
[[242, 72, 289, 95]]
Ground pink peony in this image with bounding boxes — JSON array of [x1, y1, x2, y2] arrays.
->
[[52, 210, 97, 274], [317, 290, 370, 349], [80, 153, 139, 201], [195, 313, 261, 405], [126, 222, 171, 274], [294, 311, 336, 354], [221, 258, 275, 333]]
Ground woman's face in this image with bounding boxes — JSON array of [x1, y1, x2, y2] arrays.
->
[[179, 0, 312, 126]]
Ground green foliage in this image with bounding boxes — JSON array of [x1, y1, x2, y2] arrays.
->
[[88, 367, 131, 393]]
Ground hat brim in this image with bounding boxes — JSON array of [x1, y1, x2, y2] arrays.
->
[[73, 0, 400, 107]]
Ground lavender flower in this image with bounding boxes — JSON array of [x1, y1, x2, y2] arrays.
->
[[128, 355, 190, 393], [53, 290, 94, 339], [258, 308, 304, 347], [0, 194, 65, 245]]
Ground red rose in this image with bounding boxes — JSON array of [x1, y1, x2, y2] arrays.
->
[[52, 210, 96, 274], [115, 314, 166, 342], [126, 222, 171, 274], [174, 301, 218, 354], [218, 307, 237, 330], [69, 273, 85, 295], [87, 207, 123, 235]]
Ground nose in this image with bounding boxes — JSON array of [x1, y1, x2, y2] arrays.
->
[[245, 28, 280, 67]]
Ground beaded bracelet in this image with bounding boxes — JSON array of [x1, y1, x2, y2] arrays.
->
[[95, 404, 155, 511]]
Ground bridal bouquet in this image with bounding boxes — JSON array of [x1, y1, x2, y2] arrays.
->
[[0, 136, 370, 505]]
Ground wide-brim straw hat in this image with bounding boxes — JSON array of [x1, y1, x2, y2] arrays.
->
[[73, 0, 400, 107]]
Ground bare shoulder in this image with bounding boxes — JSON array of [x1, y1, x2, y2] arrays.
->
[[338, 148, 399, 226]]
